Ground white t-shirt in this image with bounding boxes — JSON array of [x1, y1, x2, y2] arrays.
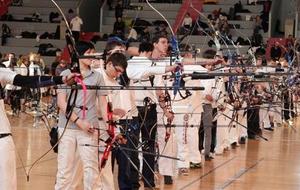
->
[[128, 28, 137, 40], [182, 17, 193, 27], [70, 16, 83, 32]]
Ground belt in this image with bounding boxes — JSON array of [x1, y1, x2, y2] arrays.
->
[[118, 117, 138, 125], [137, 103, 156, 110], [0, 133, 11, 139]]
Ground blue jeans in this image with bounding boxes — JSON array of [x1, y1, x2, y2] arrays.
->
[[115, 117, 140, 190]]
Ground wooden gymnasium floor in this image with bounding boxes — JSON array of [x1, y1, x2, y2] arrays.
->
[[9, 108, 300, 190]]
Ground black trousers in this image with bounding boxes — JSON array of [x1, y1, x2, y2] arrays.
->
[[115, 118, 140, 190], [137, 104, 157, 188], [283, 91, 295, 120], [247, 107, 260, 137]]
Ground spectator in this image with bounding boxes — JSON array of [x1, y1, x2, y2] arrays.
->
[[113, 17, 125, 39], [270, 41, 282, 62], [70, 14, 83, 42], [2, 53, 16, 68], [284, 35, 295, 64], [18, 55, 30, 76], [127, 25, 137, 42], [55, 58, 69, 76], [181, 13, 193, 31], [218, 15, 229, 35], [1, 23, 11, 45], [66, 9, 75, 24]]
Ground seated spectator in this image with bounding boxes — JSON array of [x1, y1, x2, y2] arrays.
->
[[1, 23, 11, 45], [270, 41, 283, 62], [127, 25, 137, 42], [218, 15, 229, 35], [55, 58, 69, 76], [181, 13, 193, 31], [113, 17, 125, 39]]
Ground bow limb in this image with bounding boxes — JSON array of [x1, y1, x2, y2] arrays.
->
[[145, 0, 175, 37], [145, 0, 180, 54], [145, 0, 181, 97], [25, 0, 81, 180], [189, 2, 221, 52], [99, 101, 115, 170]]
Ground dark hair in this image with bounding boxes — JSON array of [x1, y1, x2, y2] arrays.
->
[[138, 42, 154, 53], [103, 41, 126, 60], [152, 34, 168, 44], [106, 52, 127, 70], [75, 41, 95, 56]]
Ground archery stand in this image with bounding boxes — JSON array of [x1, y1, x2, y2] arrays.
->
[[27, 88, 44, 128], [31, 106, 44, 128]]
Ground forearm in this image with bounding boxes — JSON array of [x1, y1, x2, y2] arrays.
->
[[127, 66, 165, 79], [156, 89, 170, 112], [99, 96, 108, 122], [57, 93, 80, 124], [13, 74, 63, 88]]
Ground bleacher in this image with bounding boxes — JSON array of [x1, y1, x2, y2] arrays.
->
[[0, 0, 270, 66]]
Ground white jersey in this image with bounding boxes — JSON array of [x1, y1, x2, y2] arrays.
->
[[127, 56, 166, 106], [70, 16, 83, 31]]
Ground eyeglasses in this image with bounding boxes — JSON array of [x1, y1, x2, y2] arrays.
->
[[112, 64, 124, 73]]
